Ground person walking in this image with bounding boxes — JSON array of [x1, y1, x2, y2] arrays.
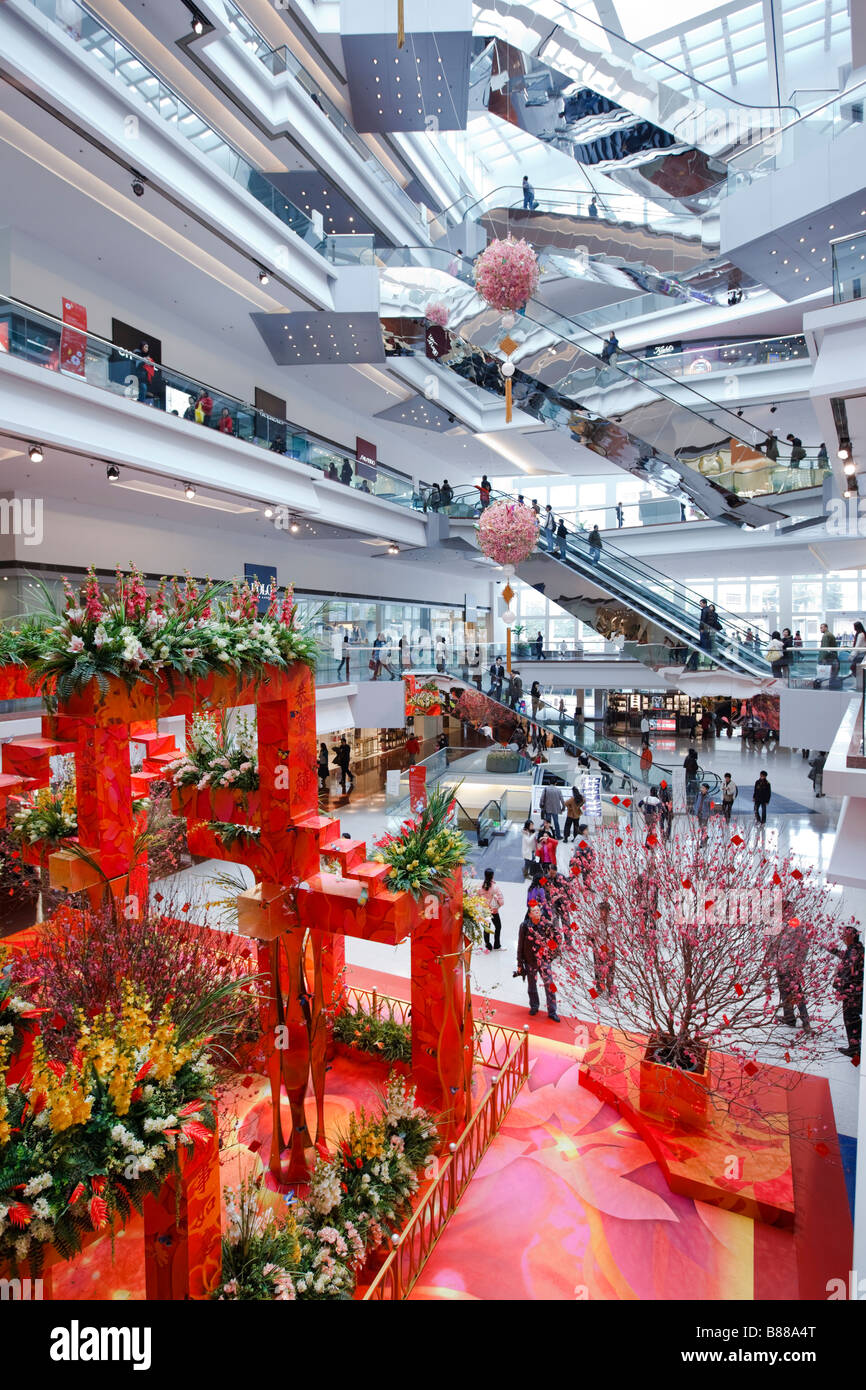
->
[[440, 479, 453, 506], [479, 474, 491, 508], [534, 631, 544, 661], [530, 679, 542, 719], [516, 901, 561, 1021], [510, 670, 523, 710], [721, 772, 737, 821], [558, 698, 567, 732], [775, 919, 812, 1033], [539, 782, 565, 838], [786, 433, 806, 467], [378, 633, 397, 680], [753, 769, 771, 824], [435, 635, 447, 674], [763, 429, 779, 462], [587, 525, 602, 564], [615, 501, 624, 528], [521, 819, 538, 877], [640, 713, 650, 749], [333, 735, 354, 792], [588, 195, 599, 220], [807, 750, 826, 797], [317, 741, 330, 792], [639, 786, 663, 833], [522, 175, 538, 210], [405, 730, 421, 767], [563, 788, 584, 843], [831, 925, 864, 1058], [589, 900, 615, 995], [767, 630, 786, 678], [683, 747, 699, 809], [658, 780, 673, 840], [337, 632, 351, 681], [479, 868, 504, 950], [340, 458, 354, 486], [556, 518, 568, 558], [693, 782, 712, 846], [848, 620, 866, 683]]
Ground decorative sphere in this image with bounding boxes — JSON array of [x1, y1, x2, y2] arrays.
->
[[502, 608, 516, 626], [501, 360, 515, 378]]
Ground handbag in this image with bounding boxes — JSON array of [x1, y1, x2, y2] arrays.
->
[[815, 663, 833, 680]]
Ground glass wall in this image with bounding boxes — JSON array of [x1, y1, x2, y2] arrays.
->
[[490, 473, 702, 531]]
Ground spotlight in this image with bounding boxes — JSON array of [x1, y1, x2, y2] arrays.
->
[[28, 443, 43, 463], [290, 516, 300, 533], [843, 460, 856, 476], [387, 542, 399, 556], [184, 483, 196, 499], [844, 486, 858, 499], [264, 505, 274, 518], [736, 409, 744, 417], [191, 13, 204, 34], [838, 443, 850, 460], [769, 405, 777, 413], [106, 464, 119, 482], [258, 268, 270, 285], [131, 177, 145, 198]]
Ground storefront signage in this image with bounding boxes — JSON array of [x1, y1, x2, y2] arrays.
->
[[355, 436, 377, 482], [649, 715, 677, 732], [425, 324, 450, 360], [244, 562, 278, 616], [645, 342, 681, 358]]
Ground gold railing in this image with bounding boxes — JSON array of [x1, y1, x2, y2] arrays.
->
[[361, 1020, 529, 1300], [344, 985, 413, 1025]]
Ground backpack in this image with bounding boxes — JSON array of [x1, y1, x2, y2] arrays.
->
[[766, 639, 784, 662]]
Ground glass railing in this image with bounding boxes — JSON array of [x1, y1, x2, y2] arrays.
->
[[473, 0, 797, 166], [832, 230, 866, 306], [222, 1, 424, 229], [724, 79, 866, 191], [0, 294, 414, 504], [28, 0, 321, 250], [784, 646, 865, 688], [369, 246, 822, 515]]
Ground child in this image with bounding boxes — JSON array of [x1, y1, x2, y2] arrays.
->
[[522, 819, 537, 878], [536, 826, 559, 869]]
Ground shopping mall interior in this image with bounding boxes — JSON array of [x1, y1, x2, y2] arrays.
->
[[0, 0, 865, 1333]]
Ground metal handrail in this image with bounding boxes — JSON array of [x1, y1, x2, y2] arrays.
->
[[362, 1022, 529, 1300]]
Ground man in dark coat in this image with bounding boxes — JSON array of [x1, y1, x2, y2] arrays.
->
[[831, 925, 864, 1057], [516, 902, 560, 1021]]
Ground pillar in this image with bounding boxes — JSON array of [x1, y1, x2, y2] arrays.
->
[[410, 870, 473, 1141]]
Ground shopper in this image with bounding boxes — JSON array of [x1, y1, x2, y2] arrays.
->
[[570, 837, 595, 886], [405, 730, 421, 767], [479, 474, 491, 507], [589, 900, 615, 995], [775, 919, 811, 1033], [332, 735, 354, 791], [588, 195, 599, 221], [530, 679, 542, 718], [640, 713, 650, 748], [440, 479, 453, 506], [848, 620, 866, 682], [536, 825, 558, 868], [753, 769, 771, 824], [587, 525, 602, 564], [831, 925, 864, 1058], [556, 518, 568, 558], [558, 698, 567, 732], [563, 788, 584, 843], [317, 741, 329, 790], [509, 670, 523, 709], [435, 635, 447, 674], [539, 782, 565, 838], [534, 631, 544, 661], [600, 331, 619, 365], [658, 780, 673, 840], [693, 782, 712, 845], [786, 433, 806, 466], [217, 407, 234, 435], [763, 430, 779, 461], [522, 175, 538, 211], [807, 751, 826, 797], [720, 772, 737, 821], [767, 630, 786, 678], [340, 458, 354, 486], [479, 868, 504, 950], [516, 902, 560, 1021], [197, 390, 213, 427], [522, 819, 538, 877], [683, 747, 700, 810], [378, 633, 397, 680], [337, 632, 351, 681]]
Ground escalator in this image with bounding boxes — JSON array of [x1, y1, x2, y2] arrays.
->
[[424, 666, 721, 796], [370, 246, 795, 526], [471, 1, 798, 211], [402, 483, 774, 680]]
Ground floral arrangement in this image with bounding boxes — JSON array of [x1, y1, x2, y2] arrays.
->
[[168, 711, 258, 793], [0, 568, 317, 700], [0, 978, 221, 1271], [426, 301, 449, 327], [216, 1073, 437, 1300], [332, 1004, 411, 1063], [476, 499, 539, 567], [454, 687, 496, 729], [461, 886, 493, 948], [10, 899, 261, 1062], [10, 786, 77, 847], [474, 236, 539, 313], [0, 946, 44, 1061], [372, 785, 469, 898], [406, 680, 441, 716]]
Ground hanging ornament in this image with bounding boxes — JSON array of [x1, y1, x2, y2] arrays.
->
[[499, 333, 517, 423], [397, 0, 405, 48]]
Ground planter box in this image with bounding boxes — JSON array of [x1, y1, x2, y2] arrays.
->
[[172, 784, 261, 824], [639, 1039, 710, 1127], [331, 1039, 410, 1074], [186, 822, 262, 871], [60, 664, 305, 725]]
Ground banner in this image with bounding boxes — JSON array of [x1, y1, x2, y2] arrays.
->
[[580, 774, 602, 824], [244, 562, 278, 616], [59, 298, 87, 377], [0, 323, 8, 353], [408, 764, 427, 813], [355, 436, 377, 482]]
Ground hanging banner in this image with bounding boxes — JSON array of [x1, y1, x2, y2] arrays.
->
[[355, 436, 377, 482], [425, 324, 450, 360], [580, 773, 602, 824], [0, 323, 8, 353], [59, 298, 87, 377], [408, 764, 427, 813]]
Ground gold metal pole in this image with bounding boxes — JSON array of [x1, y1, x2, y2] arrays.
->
[[503, 580, 514, 674]]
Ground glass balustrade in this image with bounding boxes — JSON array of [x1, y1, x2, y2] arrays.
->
[[725, 79, 866, 191], [27, 0, 321, 249], [0, 295, 414, 503], [832, 230, 866, 305]]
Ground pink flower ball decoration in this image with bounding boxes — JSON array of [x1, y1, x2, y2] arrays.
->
[[476, 499, 540, 567], [426, 300, 449, 328], [474, 236, 540, 313]]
